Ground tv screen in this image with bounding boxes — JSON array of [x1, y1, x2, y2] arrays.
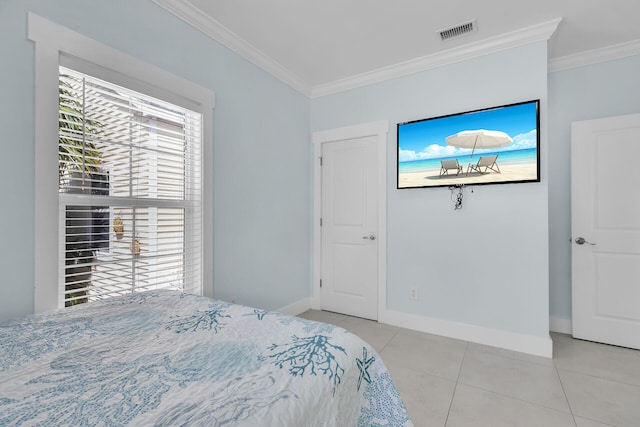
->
[[397, 100, 540, 189]]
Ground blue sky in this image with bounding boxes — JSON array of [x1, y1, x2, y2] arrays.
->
[[398, 101, 538, 162]]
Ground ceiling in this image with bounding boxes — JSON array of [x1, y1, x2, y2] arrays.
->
[[154, 0, 640, 96]]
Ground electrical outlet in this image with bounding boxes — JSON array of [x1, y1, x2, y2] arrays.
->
[[410, 288, 418, 301]]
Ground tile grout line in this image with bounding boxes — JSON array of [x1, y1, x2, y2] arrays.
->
[[457, 347, 575, 414], [377, 325, 400, 354], [554, 359, 579, 427], [455, 382, 578, 418], [443, 340, 469, 427], [554, 334, 640, 388], [556, 365, 640, 389]]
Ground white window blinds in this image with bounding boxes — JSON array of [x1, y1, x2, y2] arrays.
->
[[59, 66, 202, 306]]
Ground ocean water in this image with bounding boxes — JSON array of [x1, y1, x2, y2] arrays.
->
[[398, 148, 536, 173]]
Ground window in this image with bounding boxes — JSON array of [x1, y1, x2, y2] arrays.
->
[[30, 13, 214, 312], [59, 68, 202, 305]]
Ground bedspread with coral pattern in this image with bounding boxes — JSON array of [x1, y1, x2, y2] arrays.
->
[[0, 290, 413, 426]]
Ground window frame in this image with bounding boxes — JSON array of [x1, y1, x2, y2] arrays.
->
[[29, 13, 215, 312]]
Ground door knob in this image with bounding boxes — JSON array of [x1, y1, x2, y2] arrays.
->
[[362, 233, 376, 240], [575, 237, 596, 245]]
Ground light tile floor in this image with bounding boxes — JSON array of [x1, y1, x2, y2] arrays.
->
[[297, 310, 640, 427]]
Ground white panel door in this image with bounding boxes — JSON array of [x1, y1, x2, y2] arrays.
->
[[321, 135, 378, 320], [571, 113, 640, 349]]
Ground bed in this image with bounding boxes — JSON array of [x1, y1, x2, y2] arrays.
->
[[0, 290, 413, 426]]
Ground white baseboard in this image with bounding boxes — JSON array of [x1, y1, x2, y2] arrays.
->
[[277, 297, 312, 316], [379, 309, 553, 358], [549, 315, 572, 334], [276, 299, 566, 357]]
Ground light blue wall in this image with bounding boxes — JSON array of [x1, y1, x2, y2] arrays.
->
[[312, 43, 550, 337], [547, 54, 640, 321], [3, 0, 637, 330], [0, 0, 311, 320]]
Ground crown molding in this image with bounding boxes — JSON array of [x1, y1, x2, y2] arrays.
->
[[311, 18, 562, 98], [152, 0, 311, 96], [548, 38, 640, 72], [153, 0, 563, 99]]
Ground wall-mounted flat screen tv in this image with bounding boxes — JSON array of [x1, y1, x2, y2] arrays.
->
[[397, 99, 540, 189]]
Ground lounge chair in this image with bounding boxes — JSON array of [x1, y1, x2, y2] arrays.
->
[[440, 159, 463, 176], [468, 154, 500, 174]]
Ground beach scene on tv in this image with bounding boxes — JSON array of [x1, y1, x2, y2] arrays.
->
[[398, 101, 539, 188]]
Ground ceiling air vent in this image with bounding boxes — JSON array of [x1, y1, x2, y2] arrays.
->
[[438, 19, 477, 41]]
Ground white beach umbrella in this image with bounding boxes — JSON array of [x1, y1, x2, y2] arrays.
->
[[445, 129, 513, 160]]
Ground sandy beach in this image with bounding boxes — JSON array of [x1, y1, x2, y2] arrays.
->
[[398, 162, 537, 188]]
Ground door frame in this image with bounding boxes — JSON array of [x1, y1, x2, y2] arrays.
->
[[311, 120, 388, 316]]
